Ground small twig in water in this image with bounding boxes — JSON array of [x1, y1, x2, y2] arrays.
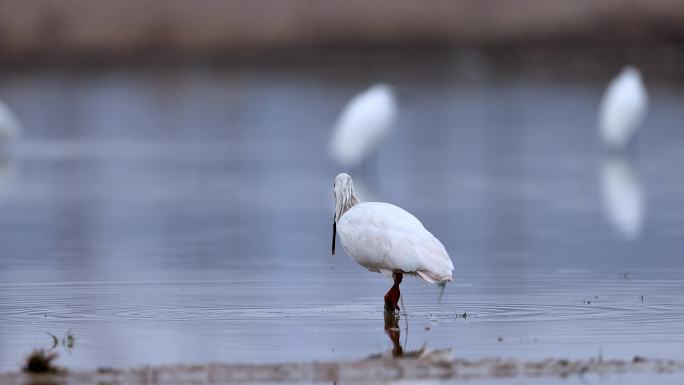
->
[[400, 295, 408, 348], [62, 329, 75, 353], [46, 332, 59, 350]]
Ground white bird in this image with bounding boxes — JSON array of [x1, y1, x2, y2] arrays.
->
[[329, 84, 397, 168], [0, 101, 21, 145], [598, 66, 648, 148], [331, 173, 453, 312], [601, 156, 644, 240]]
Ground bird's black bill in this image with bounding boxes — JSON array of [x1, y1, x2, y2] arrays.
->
[[332, 221, 336, 255], [437, 282, 446, 303]]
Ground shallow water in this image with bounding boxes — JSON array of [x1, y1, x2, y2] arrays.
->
[[1, 55, 684, 373]]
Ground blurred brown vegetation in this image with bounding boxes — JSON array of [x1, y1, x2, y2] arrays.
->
[[1, 0, 683, 64]]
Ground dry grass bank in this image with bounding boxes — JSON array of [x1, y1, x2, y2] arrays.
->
[[0, 0, 683, 64]]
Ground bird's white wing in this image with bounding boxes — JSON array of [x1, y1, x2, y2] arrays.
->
[[329, 85, 396, 167], [338, 202, 453, 283]]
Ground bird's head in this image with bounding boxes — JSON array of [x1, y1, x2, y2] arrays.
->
[[369, 83, 393, 95], [333, 173, 358, 223], [621, 65, 642, 80], [332, 173, 359, 255]]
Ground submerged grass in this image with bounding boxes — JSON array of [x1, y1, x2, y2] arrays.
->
[[22, 350, 60, 374]]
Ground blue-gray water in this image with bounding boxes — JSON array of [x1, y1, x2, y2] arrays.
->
[[1, 58, 684, 372]]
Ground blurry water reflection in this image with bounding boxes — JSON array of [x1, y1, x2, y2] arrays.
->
[[601, 156, 644, 240]]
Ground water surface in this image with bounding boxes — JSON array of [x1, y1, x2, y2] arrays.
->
[[1, 57, 684, 371]]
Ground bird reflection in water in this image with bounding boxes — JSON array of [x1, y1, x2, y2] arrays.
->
[[365, 312, 452, 362], [385, 312, 404, 357], [601, 156, 644, 240]]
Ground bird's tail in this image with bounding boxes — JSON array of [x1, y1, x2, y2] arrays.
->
[[417, 270, 452, 284]]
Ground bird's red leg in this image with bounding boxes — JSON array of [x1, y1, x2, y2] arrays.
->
[[384, 272, 403, 312]]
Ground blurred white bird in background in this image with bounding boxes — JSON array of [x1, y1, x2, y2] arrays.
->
[[331, 173, 453, 312], [0, 101, 21, 146], [601, 156, 644, 240], [598, 66, 648, 148], [0, 101, 21, 198], [329, 84, 397, 169]]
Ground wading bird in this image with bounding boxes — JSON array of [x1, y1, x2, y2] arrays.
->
[[331, 173, 453, 312], [598, 66, 648, 148], [0, 101, 20, 144], [329, 84, 396, 168]]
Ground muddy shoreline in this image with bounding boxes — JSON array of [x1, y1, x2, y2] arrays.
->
[[2, 356, 683, 384]]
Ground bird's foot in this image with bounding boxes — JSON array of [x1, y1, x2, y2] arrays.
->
[[385, 300, 399, 313], [384, 298, 400, 313]]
